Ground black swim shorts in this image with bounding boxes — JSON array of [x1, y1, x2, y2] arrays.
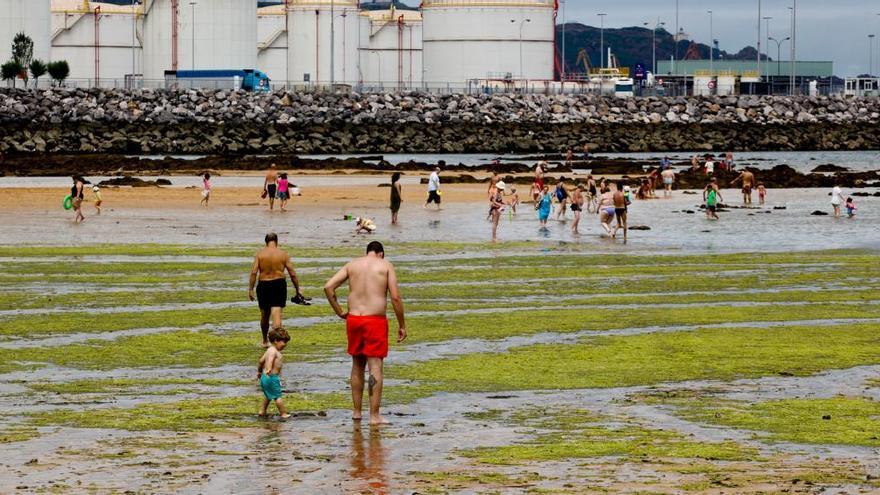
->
[[257, 278, 287, 311], [267, 184, 277, 197], [427, 190, 441, 204]]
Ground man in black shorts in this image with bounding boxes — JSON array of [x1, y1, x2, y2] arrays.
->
[[248, 233, 304, 347], [264, 164, 279, 211], [423, 167, 442, 210]]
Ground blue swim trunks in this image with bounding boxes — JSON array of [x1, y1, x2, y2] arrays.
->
[[260, 373, 283, 400]]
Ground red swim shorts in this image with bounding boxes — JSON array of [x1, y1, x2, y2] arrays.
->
[[346, 315, 389, 359]]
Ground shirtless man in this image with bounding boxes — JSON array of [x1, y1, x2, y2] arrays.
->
[[324, 241, 406, 425], [248, 233, 304, 347], [732, 169, 756, 205], [661, 168, 676, 198], [264, 164, 279, 211]]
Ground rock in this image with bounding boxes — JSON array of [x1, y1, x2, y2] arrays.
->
[[628, 225, 651, 230], [812, 164, 849, 173], [811, 210, 829, 216], [98, 176, 171, 187]]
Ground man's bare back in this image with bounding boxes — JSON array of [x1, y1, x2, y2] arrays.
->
[[265, 168, 278, 184], [741, 171, 755, 187], [341, 255, 395, 317], [255, 246, 289, 281]]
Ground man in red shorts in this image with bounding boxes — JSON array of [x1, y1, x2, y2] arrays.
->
[[324, 241, 406, 425]]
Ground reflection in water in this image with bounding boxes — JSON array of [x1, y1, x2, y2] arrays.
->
[[350, 425, 388, 494]]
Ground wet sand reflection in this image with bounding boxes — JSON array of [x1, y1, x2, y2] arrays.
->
[[349, 425, 388, 494]]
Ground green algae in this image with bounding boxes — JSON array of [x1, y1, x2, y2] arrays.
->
[[670, 396, 880, 447], [0, 426, 40, 443], [27, 392, 350, 432], [395, 323, 880, 392], [29, 377, 249, 395], [463, 408, 755, 465]]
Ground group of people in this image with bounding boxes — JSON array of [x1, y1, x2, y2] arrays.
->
[[250, 234, 406, 425], [66, 175, 102, 223], [262, 164, 296, 211]]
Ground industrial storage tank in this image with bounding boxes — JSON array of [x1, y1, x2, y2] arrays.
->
[[257, 2, 287, 84], [1, 0, 51, 66], [143, 0, 257, 83], [358, 6, 422, 88], [287, 0, 359, 86], [421, 0, 556, 87]]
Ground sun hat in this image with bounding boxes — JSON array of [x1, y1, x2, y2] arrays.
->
[[496, 181, 506, 191]]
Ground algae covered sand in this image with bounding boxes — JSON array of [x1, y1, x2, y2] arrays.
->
[[2, 243, 880, 493]]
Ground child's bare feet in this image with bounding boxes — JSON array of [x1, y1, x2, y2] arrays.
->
[[369, 415, 391, 426], [279, 413, 291, 420]]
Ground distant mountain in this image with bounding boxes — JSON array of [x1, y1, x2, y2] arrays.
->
[[557, 23, 768, 75]]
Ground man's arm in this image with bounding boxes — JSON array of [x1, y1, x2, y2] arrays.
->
[[248, 256, 259, 301], [284, 256, 302, 295], [387, 263, 407, 343], [323, 266, 349, 320]]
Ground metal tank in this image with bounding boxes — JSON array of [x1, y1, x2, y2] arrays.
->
[[287, 0, 359, 86], [257, 3, 287, 84], [143, 0, 257, 83], [358, 7, 422, 88], [1, 0, 51, 65], [421, 0, 556, 87]]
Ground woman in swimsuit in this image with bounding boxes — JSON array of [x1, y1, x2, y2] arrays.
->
[[570, 184, 584, 234], [611, 182, 629, 242], [596, 186, 615, 235], [554, 179, 569, 221], [489, 181, 506, 242], [390, 172, 402, 225], [200, 172, 211, 206], [486, 173, 500, 220], [71, 176, 85, 223], [276, 173, 290, 212], [537, 184, 552, 229]]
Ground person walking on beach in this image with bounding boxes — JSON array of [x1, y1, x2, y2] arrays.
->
[[703, 178, 723, 220], [661, 168, 676, 198], [71, 176, 85, 223], [276, 173, 290, 212], [537, 184, 552, 229], [570, 184, 584, 234], [92, 185, 103, 214], [423, 167, 441, 210], [263, 164, 279, 211], [586, 175, 598, 212], [597, 186, 615, 235], [390, 172, 402, 225], [257, 327, 291, 420], [831, 185, 845, 218], [489, 181, 506, 242], [324, 241, 407, 425], [612, 182, 629, 242], [732, 169, 756, 205], [555, 178, 569, 220], [565, 149, 574, 167], [248, 233, 305, 347], [200, 173, 211, 206]]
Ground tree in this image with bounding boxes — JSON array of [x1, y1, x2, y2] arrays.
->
[[1, 60, 24, 88], [11, 33, 34, 86], [29, 59, 47, 88], [47, 60, 70, 86]]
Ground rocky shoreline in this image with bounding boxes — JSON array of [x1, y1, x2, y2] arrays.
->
[[1, 89, 880, 155]]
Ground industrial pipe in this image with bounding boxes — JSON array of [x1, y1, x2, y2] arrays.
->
[[94, 6, 102, 85]]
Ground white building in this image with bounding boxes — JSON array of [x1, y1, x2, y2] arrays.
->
[[359, 6, 422, 88], [142, 0, 257, 81], [1, 0, 52, 66], [421, 0, 556, 86], [51, 0, 141, 85], [257, 2, 287, 83]]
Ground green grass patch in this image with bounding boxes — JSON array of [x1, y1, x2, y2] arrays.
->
[[0, 426, 40, 444], [395, 323, 880, 392], [463, 407, 755, 464], [669, 396, 880, 447]]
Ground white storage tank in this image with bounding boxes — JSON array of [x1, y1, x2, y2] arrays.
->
[[257, 2, 287, 83], [143, 0, 257, 82], [287, 0, 359, 86], [422, 0, 555, 87], [358, 7, 422, 88], [51, 0, 142, 86], [1, 0, 51, 65]]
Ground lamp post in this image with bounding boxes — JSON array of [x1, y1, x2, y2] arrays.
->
[[597, 13, 607, 69], [769, 36, 789, 81], [131, 0, 136, 80], [870, 35, 876, 76], [757, 0, 762, 77], [517, 18, 531, 79], [763, 16, 772, 77], [789, 1, 796, 95], [561, 0, 565, 80], [330, 0, 335, 89], [644, 19, 665, 75], [189, 0, 196, 71], [707, 10, 713, 76], [673, 0, 678, 74]]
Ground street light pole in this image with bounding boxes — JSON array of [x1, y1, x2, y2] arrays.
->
[[769, 36, 789, 82], [597, 13, 607, 69], [131, 0, 136, 80], [673, 0, 678, 74], [870, 35, 876, 76], [561, 0, 565, 80], [790, 0, 796, 95], [189, 0, 196, 71], [757, 0, 762, 78], [763, 16, 772, 77], [708, 10, 713, 76], [330, 0, 335, 89], [519, 18, 531, 80]]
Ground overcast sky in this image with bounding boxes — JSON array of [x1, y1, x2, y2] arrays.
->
[[560, 0, 879, 76]]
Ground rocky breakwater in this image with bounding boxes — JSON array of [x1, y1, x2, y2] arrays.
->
[[1, 88, 880, 155]]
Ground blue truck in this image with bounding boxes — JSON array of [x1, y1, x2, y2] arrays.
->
[[164, 69, 271, 92]]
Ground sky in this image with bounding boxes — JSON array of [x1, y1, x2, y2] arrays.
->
[[559, 0, 880, 76]]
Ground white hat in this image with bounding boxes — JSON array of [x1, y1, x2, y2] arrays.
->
[[496, 181, 506, 191]]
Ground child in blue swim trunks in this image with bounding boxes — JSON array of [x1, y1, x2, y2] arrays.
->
[[258, 327, 291, 419]]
